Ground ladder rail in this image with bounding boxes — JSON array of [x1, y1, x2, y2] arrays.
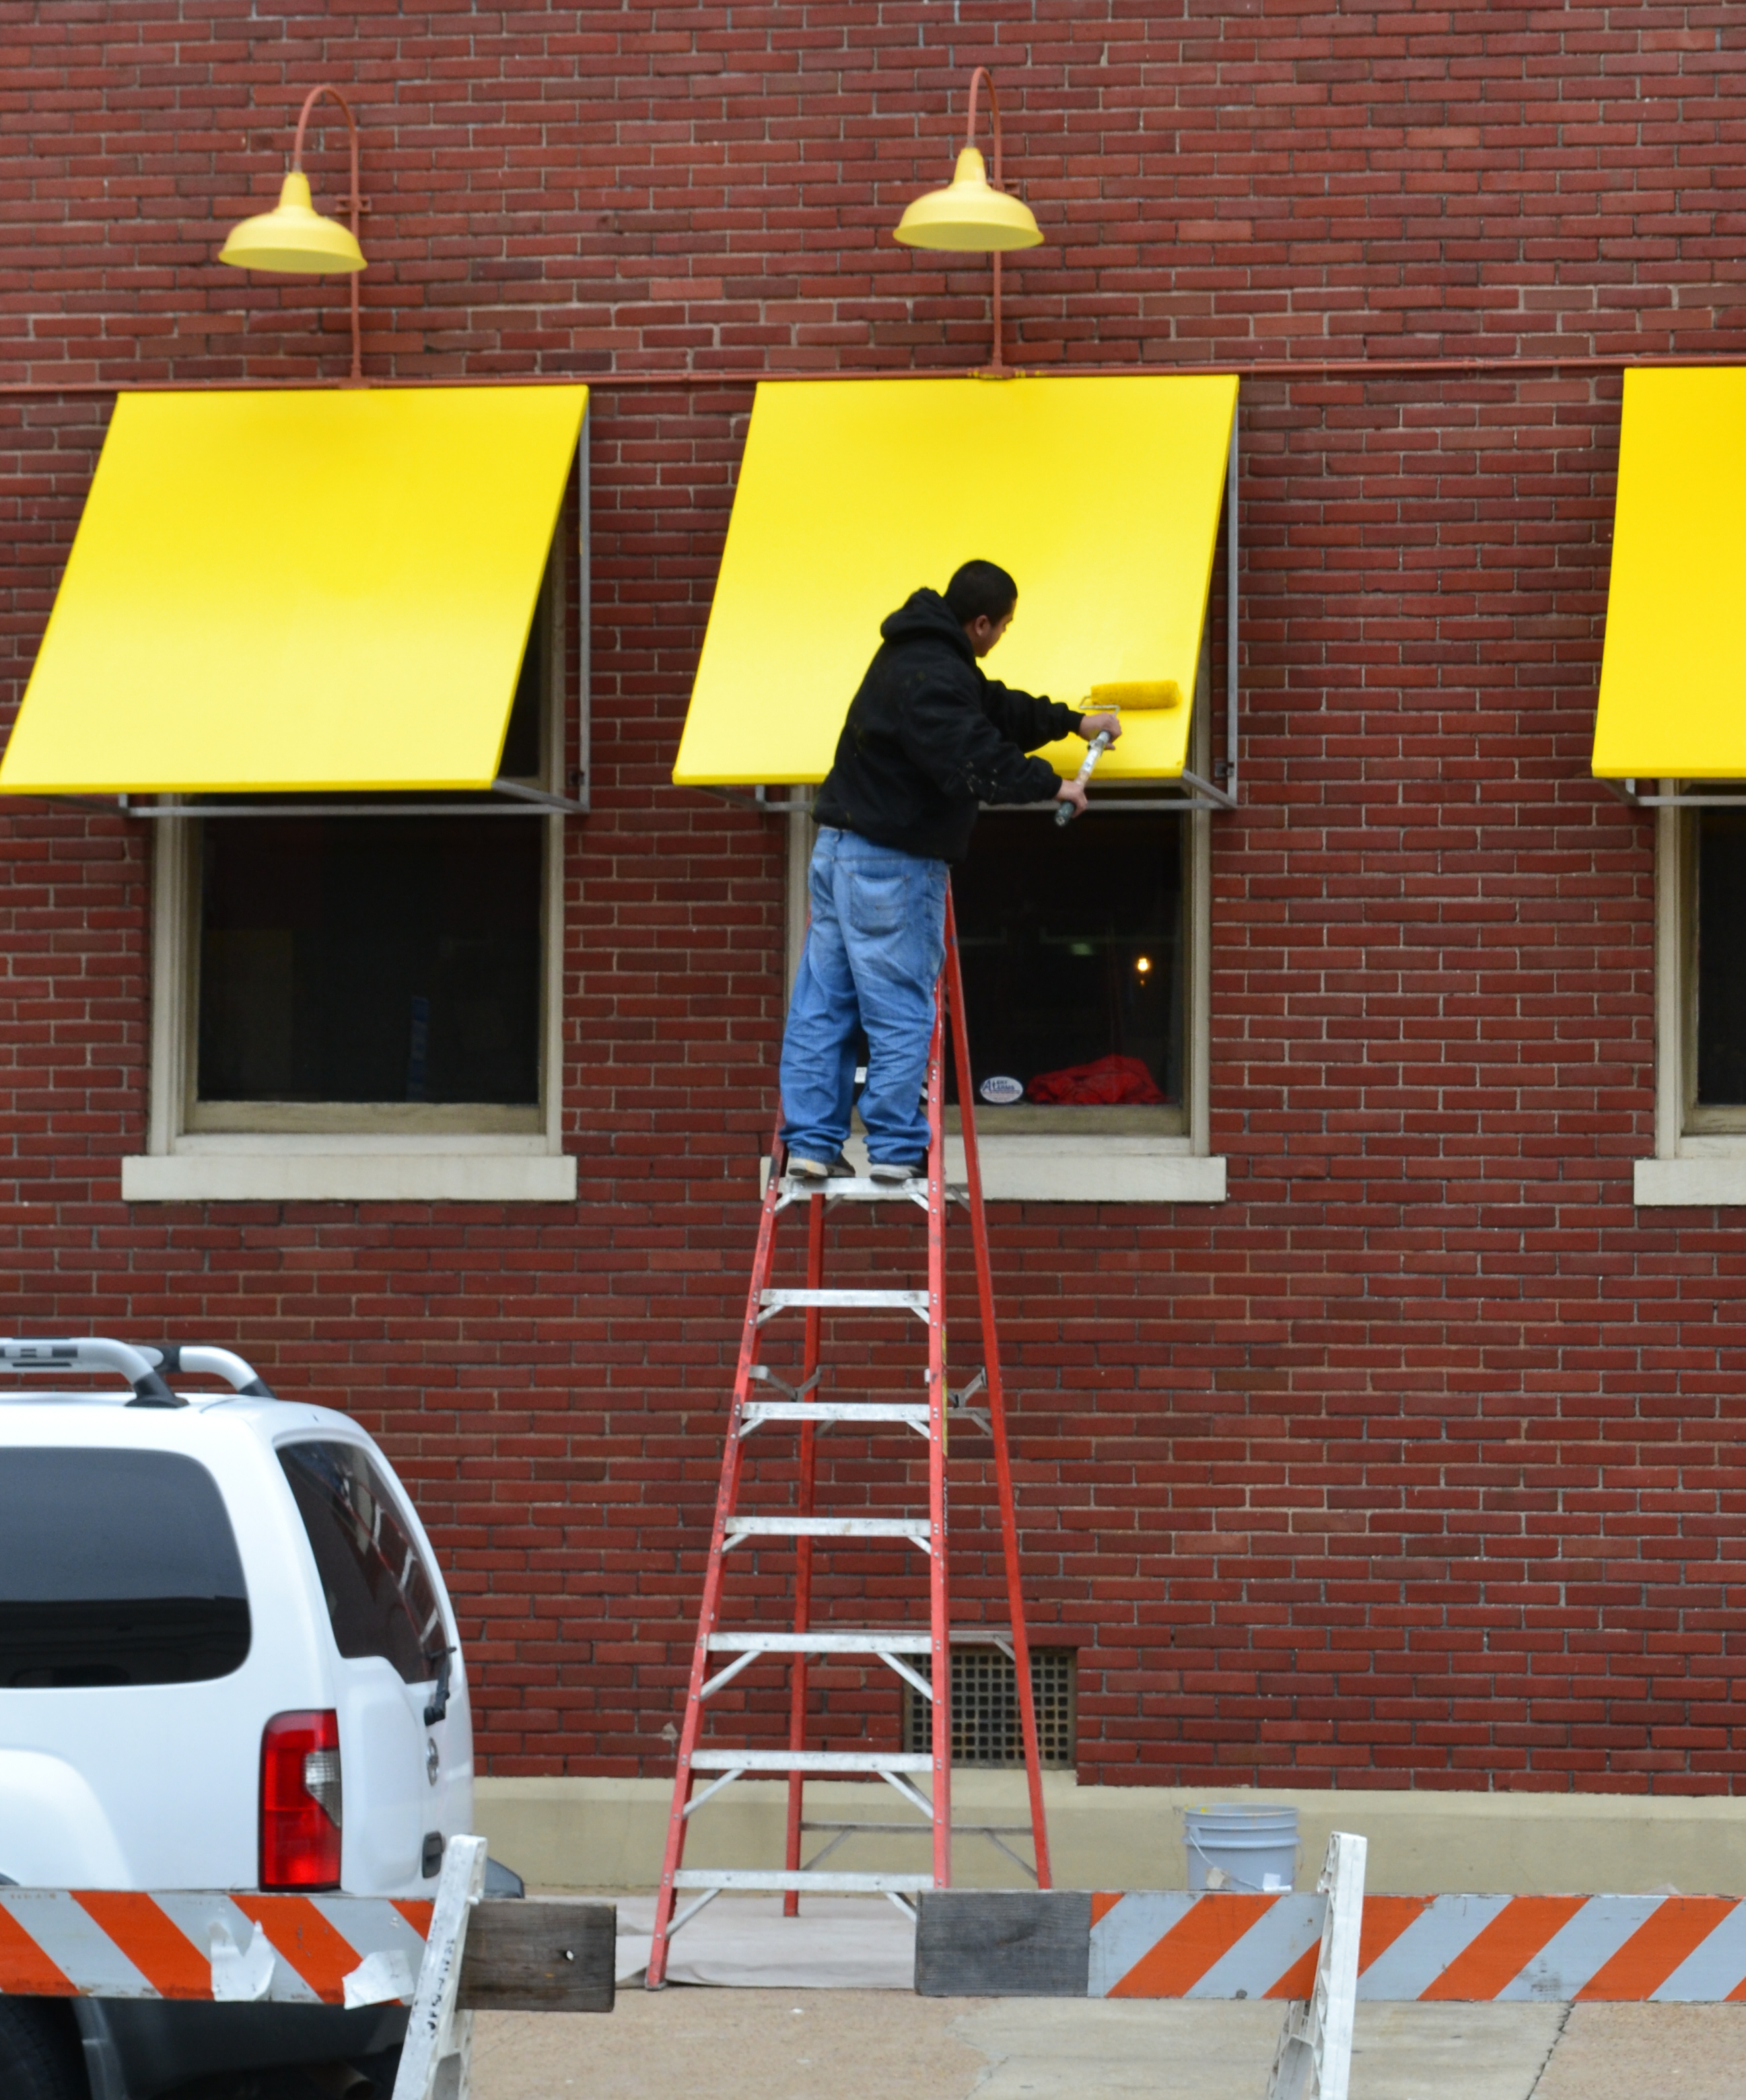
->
[[650, 875, 1053, 1982], [783, 1194, 825, 1916], [944, 886, 1053, 1889], [924, 993, 952, 1889], [647, 1117, 790, 1988]]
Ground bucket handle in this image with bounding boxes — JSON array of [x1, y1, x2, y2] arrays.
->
[[1184, 1823, 1302, 1896]]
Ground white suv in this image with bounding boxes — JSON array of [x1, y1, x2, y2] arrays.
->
[[0, 1338, 477, 2100]]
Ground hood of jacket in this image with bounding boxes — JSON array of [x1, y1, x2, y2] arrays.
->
[[878, 588, 978, 663]]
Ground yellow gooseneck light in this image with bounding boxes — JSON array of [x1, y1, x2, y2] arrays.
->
[[895, 144, 1042, 252], [218, 83, 369, 382], [894, 68, 1041, 375], [219, 170, 365, 274]]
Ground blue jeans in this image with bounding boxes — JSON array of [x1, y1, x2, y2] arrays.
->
[[779, 829, 949, 1166]]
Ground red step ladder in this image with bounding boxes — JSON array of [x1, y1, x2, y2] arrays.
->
[[648, 886, 1052, 1987]]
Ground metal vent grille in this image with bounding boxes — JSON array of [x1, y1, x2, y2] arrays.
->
[[903, 1646, 1076, 1769]]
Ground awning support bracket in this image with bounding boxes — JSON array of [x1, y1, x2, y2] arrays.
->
[[108, 777, 589, 819], [1603, 778, 1746, 810]]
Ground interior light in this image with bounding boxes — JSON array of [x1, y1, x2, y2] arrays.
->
[[1135, 956, 1153, 975]]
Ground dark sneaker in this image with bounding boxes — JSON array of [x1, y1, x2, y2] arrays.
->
[[868, 1159, 926, 1184], [788, 1152, 855, 1181]]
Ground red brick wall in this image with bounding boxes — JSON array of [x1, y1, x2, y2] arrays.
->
[[3, 3, 1743, 1792]]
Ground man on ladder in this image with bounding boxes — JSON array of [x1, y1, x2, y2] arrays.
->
[[648, 559, 1116, 1988], [780, 558, 1122, 1181]]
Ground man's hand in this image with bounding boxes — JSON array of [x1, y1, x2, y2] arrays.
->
[[1055, 777, 1090, 817], [1079, 710, 1123, 744]]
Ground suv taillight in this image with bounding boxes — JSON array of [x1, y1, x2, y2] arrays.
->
[[260, 1710, 343, 1889]]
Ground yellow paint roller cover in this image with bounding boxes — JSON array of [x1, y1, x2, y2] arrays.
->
[[1593, 368, 1746, 780], [0, 386, 586, 796], [674, 374, 1236, 787]]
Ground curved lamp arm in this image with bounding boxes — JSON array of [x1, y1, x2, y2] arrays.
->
[[963, 67, 1006, 191], [291, 83, 365, 385], [965, 67, 1013, 376]]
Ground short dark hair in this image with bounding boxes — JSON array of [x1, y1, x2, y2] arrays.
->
[[944, 559, 1018, 627]]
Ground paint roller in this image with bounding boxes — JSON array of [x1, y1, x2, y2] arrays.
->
[[1053, 680, 1182, 827]]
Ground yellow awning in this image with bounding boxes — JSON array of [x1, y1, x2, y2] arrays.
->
[[1593, 368, 1746, 779], [672, 374, 1237, 788], [0, 386, 586, 796]]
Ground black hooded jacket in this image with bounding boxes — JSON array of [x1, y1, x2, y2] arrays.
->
[[812, 590, 1084, 863]]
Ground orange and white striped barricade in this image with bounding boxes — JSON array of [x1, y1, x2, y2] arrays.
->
[[0, 1837, 614, 2100], [1090, 1887, 1746, 2002], [920, 1881, 1746, 2004]]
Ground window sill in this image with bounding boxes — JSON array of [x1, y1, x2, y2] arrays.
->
[[940, 1136, 1225, 1204], [123, 1140, 576, 1204], [1634, 1153, 1746, 1207]]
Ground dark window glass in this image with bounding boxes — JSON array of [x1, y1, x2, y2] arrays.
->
[[948, 813, 1185, 1108], [280, 1442, 443, 1685], [0, 1450, 250, 1687], [1698, 812, 1746, 1105], [905, 1647, 1076, 1768], [197, 816, 543, 1105]]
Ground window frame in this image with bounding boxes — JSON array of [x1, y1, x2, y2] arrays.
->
[[127, 485, 582, 1204], [1638, 800, 1746, 1203]]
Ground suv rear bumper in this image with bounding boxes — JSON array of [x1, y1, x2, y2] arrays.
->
[[76, 1996, 408, 2100]]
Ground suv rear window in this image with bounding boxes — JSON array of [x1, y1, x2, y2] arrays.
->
[[0, 1449, 250, 1687], [279, 1442, 444, 1685]]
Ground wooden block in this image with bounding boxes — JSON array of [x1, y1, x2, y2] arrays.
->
[[913, 1890, 1092, 1998], [456, 1898, 616, 2013]]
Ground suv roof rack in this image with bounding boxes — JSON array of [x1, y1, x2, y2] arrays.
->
[[0, 1338, 278, 1408]]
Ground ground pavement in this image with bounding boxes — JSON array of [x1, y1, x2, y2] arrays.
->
[[473, 1994, 1746, 2100], [470, 1896, 1746, 2099]]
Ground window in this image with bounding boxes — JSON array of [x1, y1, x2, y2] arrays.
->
[[783, 792, 1220, 1203], [195, 815, 544, 1123], [130, 552, 578, 1201], [1687, 810, 1746, 1119], [949, 808, 1186, 1133], [903, 1645, 1076, 1769], [279, 1441, 444, 1685], [0, 1450, 249, 1687]]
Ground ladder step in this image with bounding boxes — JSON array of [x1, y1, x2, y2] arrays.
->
[[726, 1516, 930, 1541], [742, 1402, 930, 1427], [759, 1287, 930, 1317], [779, 1175, 935, 1201], [763, 1289, 926, 1308], [803, 1821, 1033, 1835], [690, 1750, 933, 1774], [673, 1870, 934, 1893], [707, 1630, 934, 1654]]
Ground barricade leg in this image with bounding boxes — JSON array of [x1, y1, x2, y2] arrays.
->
[[1265, 1831, 1366, 2100], [394, 1835, 488, 2100]]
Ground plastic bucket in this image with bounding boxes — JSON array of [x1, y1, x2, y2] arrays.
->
[[1182, 1803, 1300, 1893]]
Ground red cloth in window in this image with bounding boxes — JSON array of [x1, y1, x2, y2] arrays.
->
[[1025, 1054, 1167, 1106]]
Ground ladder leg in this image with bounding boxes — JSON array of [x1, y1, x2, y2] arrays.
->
[[648, 1130, 790, 1986], [783, 1193, 826, 1916], [943, 886, 1053, 1889], [925, 991, 952, 1888]]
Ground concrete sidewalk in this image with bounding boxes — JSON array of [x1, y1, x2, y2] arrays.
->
[[473, 1994, 1746, 2099]]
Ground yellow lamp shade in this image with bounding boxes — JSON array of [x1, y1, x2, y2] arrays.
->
[[893, 147, 1043, 252], [218, 171, 366, 275]]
